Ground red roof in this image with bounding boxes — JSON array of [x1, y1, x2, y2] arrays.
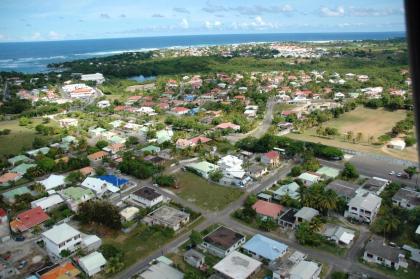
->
[[252, 200, 283, 219], [11, 207, 49, 232], [173, 106, 189, 113], [264, 151, 280, 160], [190, 136, 212, 144], [0, 208, 6, 217], [128, 95, 142, 101]]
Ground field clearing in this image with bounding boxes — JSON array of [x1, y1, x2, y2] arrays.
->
[[286, 107, 418, 162], [0, 118, 55, 158], [174, 172, 243, 211]]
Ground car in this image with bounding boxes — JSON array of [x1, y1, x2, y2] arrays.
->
[[397, 172, 402, 177], [14, 236, 25, 242], [17, 260, 27, 269], [389, 171, 395, 175]]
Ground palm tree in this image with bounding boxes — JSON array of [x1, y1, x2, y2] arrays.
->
[[309, 216, 323, 232], [346, 131, 354, 142], [382, 216, 400, 239], [298, 185, 309, 207], [319, 189, 338, 216]]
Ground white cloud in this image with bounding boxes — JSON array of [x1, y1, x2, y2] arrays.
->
[[204, 20, 222, 30], [100, 13, 111, 19], [31, 32, 42, 40], [173, 7, 190, 14], [320, 6, 345, 17], [180, 18, 189, 29], [48, 31, 61, 40], [0, 34, 5, 40]]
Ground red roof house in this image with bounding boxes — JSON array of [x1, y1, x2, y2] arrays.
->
[[261, 151, 280, 166], [252, 200, 283, 219], [10, 207, 49, 232]]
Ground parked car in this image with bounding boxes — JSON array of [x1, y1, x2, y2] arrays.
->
[[17, 260, 27, 269], [14, 235, 25, 242], [389, 171, 395, 175]]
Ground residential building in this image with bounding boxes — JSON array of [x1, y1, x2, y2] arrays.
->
[[322, 224, 355, 246], [252, 200, 283, 219], [97, 100, 110, 108], [130, 187, 163, 208], [388, 138, 406, 150], [0, 172, 21, 186], [363, 237, 408, 270], [60, 187, 95, 212], [38, 262, 81, 279], [278, 208, 298, 229], [87, 151, 108, 162], [58, 118, 78, 128], [81, 73, 105, 84], [213, 251, 262, 279], [139, 262, 183, 279], [120, 206, 140, 222], [2, 186, 33, 203], [242, 234, 288, 263], [81, 235, 102, 252], [273, 182, 300, 200], [297, 172, 321, 186], [11, 163, 37, 175], [288, 260, 322, 279], [344, 192, 382, 223], [10, 207, 49, 233], [261, 151, 280, 166], [315, 166, 340, 179], [142, 205, 189, 231], [217, 155, 250, 187], [392, 187, 420, 209], [141, 145, 161, 154], [326, 180, 359, 201], [7, 154, 31, 166], [184, 249, 205, 268], [30, 194, 64, 211], [81, 177, 120, 196], [216, 122, 240, 131], [42, 223, 82, 258], [78, 251, 107, 277], [247, 164, 268, 179], [295, 207, 319, 224], [185, 161, 219, 179], [202, 226, 246, 258], [359, 177, 389, 195], [39, 174, 66, 191]]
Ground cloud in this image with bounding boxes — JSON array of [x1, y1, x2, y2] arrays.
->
[[120, 14, 127, 18], [152, 13, 165, 18], [202, 3, 294, 16], [180, 18, 189, 29], [31, 32, 42, 40], [173, 7, 190, 14], [320, 6, 345, 17], [0, 34, 5, 40], [348, 7, 403, 17], [204, 20, 222, 30], [100, 13, 111, 19], [231, 16, 279, 30], [48, 31, 61, 40]]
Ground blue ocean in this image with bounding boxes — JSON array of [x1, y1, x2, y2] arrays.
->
[[0, 32, 405, 73]]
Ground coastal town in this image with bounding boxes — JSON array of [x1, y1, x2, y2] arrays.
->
[[0, 38, 419, 279]]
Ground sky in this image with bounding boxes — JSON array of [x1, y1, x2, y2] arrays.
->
[[0, 0, 405, 42]]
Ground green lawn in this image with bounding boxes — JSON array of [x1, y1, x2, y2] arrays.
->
[[362, 261, 420, 279], [175, 172, 243, 211]]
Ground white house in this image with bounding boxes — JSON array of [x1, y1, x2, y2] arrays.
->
[[39, 174, 66, 191], [217, 155, 251, 187], [344, 192, 382, 223], [388, 138, 406, 151], [81, 177, 120, 196], [288, 260, 322, 279], [42, 223, 82, 258], [78, 251, 107, 277], [297, 172, 321, 186], [97, 100, 111, 108], [130, 187, 163, 208], [334, 92, 345, 100], [363, 237, 408, 270], [31, 194, 64, 211], [81, 73, 105, 84]]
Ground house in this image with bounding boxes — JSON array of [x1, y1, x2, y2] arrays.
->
[[242, 234, 288, 262], [156, 129, 173, 144], [326, 180, 359, 201], [89, 127, 106, 137], [213, 251, 262, 279], [97, 100, 110, 108], [58, 118, 78, 128], [0, 172, 21, 186], [202, 226, 246, 258], [216, 122, 240, 131], [38, 262, 81, 279], [2, 186, 33, 204], [103, 143, 124, 154], [184, 249, 205, 268], [11, 163, 37, 175], [142, 205, 189, 231], [388, 138, 406, 151], [87, 151, 108, 162], [60, 187, 95, 212], [7, 154, 31, 166], [392, 187, 420, 209], [288, 260, 322, 279], [98, 175, 128, 189], [176, 139, 192, 149], [315, 166, 340, 179], [359, 177, 388, 195], [217, 155, 251, 187], [78, 251, 107, 277], [185, 161, 219, 179], [81, 73, 105, 84], [141, 145, 161, 154], [322, 224, 355, 246], [39, 174, 66, 191], [139, 262, 183, 279], [81, 177, 120, 196], [295, 207, 319, 224], [273, 182, 300, 200], [26, 147, 50, 157], [252, 200, 283, 219], [172, 106, 190, 115], [261, 151, 280, 166], [344, 192, 382, 223], [402, 245, 420, 265], [278, 208, 298, 229], [120, 206, 140, 222], [130, 187, 163, 208], [190, 136, 211, 146], [42, 223, 82, 258], [79, 166, 95, 176], [334, 92, 345, 100], [10, 207, 49, 233], [363, 236, 408, 270], [31, 194, 64, 211], [81, 235, 102, 252], [297, 172, 321, 186], [247, 164, 268, 179]]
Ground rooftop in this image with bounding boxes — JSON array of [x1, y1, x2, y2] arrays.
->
[[140, 262, 183, 279], [326, 180, 359, 199], [348, 192, 382, 211], [145, 205, 189, 226], [42, 223, 80, 244], [132, 187, 162, 201], [392, 188, 420, 206], [213, 251, 262, 279], [315, 166, 340, 178], [365, 236, 404, 262], [39, 262, 80, 279], [203, 226, 245, 251], [243, 234, 288, 261], [252, 200, 283, 219], [294, 207, 319, 221]]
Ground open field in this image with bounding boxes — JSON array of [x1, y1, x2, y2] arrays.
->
[[286, 107, 418, 162], [0, 118, 56, 158], [174, 172, 243, 211]]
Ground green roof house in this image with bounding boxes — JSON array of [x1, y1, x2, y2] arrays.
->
[[2, 186, 33, 203], [7, 155, 31, 166], [26, 147, 50, 157], [141, 145, 161, 154], [156, 129, 174, 144], [316, 166, 340, 179], [61, 186, 95, 211], [185, 161, 219, 179], [12, 163, 37, 175]]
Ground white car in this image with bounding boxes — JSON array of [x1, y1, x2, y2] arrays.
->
[[397, 172, 402, 177], [389, 171, 395, 175]]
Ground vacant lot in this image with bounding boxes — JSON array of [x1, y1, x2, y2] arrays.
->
[[175, 172, 243, 211]]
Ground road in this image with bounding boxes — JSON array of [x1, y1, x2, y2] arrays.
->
[[225, 97, 276, 143], [113, 162, 392, 279]]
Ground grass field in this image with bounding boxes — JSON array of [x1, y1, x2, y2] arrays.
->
[[0, 118, 56, 158], [174, 172, 243, 211], [286, 107, 418, 162]]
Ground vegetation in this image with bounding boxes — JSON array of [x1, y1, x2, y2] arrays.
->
[[77, 200, 122, 230]]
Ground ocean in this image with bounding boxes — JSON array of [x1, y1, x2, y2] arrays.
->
[[0, 32, 405, 74]]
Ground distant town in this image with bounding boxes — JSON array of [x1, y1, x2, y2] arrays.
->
[[0, 38, 419, 279]]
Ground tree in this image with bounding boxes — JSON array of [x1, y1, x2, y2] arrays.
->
[[404, 166, 417, 179], [33, 137, 47, 148], [19, 116, 30, 126], [37, 157, 56, 172], [209, 170, 223, 182], [59, 249, 71, 258], [154, 175, 176, 187], [77, 200, 122, 230], [340, 162, 359, 180], [318, 189, 338, 215], [356, 132, 363, 143], [65, 171, 84, 184], [331, 271, 349, 279], [95, 140, 109, 149], [190, 230, 203, 246], [258, 217, 277, 231], [295, 221, 322, 246], [33, 182, 46, 193], [290, 166, 303, 177]]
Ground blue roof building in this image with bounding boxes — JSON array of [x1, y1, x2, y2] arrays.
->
[[242, 234, 288, 262], [98, 175, 128, 188]]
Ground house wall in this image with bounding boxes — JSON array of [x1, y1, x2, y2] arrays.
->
[[43, 234, 82, 257], [131, 194, 163, 207], [363, 251, 401, 270]]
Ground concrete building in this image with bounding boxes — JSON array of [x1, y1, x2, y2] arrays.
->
[[142, 206, 189, 231], [344, 192, 382, 223], [213, 251, 262, 279], [30, 194, 64, 211], [326, 180, 359, 201], [294, 207, 319, 224], [139, 262, 183, 279], [202, 226, 246, 258], [392, 187, 420, 209], [184, 249, 205, 268], [42, 223, 82, 258], [60, 187, 95, 212], [130, 187, 163, 208], [185, 161, 219, 179], [78, 251, 107, 277], [363, 237, 408, 270], [297, 172, 321, 186], [242, 234, 288, 263]]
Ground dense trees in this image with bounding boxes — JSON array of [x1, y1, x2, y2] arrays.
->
[[340, 162, 359, 180], [77, 200, 122, 230], [118, 153, 162, 179], [153, 175, 176, 187]]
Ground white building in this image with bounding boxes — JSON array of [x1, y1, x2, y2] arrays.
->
[[388, 138, 406, 151], [217, 155, 251, 187], [363, 237, 408, 270], [39, 174, 66, 191], [31, 194, 64, 211], [58, 118, 78, 128], [81, 177, 120, 196], [42, 223, 82, 258], [288, 260, 322, 279], [213, 251, 262, 279], [97, 100, 111, 108], [81, 73, 105, 84], [130, 187, 163, 208], [344, 192, 382, 223], [78, 251, 107, 277], [120, 206, 140, 222]]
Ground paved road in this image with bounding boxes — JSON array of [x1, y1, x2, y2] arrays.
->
[[113, 163, 392, 279]]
